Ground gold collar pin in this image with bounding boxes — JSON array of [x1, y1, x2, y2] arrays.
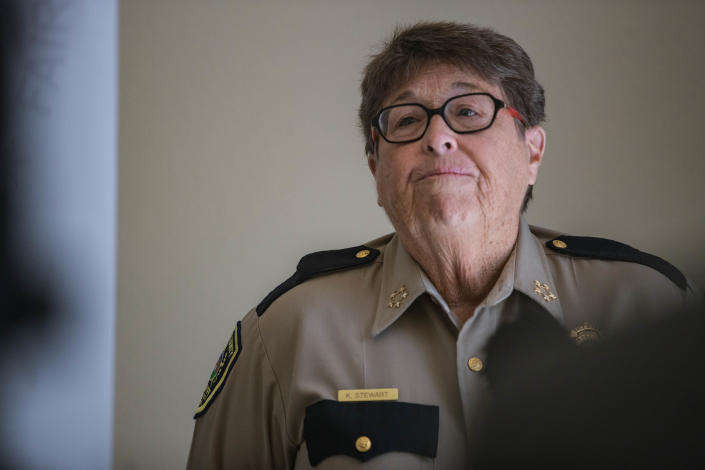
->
[[534, 280, 557, 302], [387, 285, 409, 308]]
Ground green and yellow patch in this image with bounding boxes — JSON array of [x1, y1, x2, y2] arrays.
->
[[194, 321, 242, 418]]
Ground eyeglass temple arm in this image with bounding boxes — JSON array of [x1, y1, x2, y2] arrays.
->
[[506, 105, 528, 127]]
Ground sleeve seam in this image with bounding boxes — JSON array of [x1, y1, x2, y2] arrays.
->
[[256, 315, 298, 447]]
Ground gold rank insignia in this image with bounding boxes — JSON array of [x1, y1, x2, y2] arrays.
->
[[533, 280, 557, 302], [194, 321, 243, 418], [570, 322, 602, 346], [387, 285, 409, 308]]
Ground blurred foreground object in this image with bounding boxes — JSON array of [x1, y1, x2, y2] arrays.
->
[[0, 1, 117, 468], [480, 304, 705, 469]]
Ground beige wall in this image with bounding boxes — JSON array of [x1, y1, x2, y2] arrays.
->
[[117, 1, 705, 468]]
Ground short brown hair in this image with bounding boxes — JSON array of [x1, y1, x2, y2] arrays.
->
[[359, 22, 546, 156]]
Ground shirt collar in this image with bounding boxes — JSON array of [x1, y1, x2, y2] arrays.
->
[[371, 216, 564, 336], [512, 215, 565, 326], [372, 234, 432, 336]]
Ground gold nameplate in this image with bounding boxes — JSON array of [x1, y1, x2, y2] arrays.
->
[[338, 388, 399, 402]]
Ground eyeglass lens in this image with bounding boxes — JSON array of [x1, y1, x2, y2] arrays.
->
[[378, 94, 496, 142]]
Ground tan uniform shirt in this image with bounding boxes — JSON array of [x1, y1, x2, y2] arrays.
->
[[187, 218, 701, 469]]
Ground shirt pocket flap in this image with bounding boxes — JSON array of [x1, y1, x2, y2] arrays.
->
[[303, 399, 439, 466]]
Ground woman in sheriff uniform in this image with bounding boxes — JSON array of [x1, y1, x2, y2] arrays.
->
[[186, 22, 702, 469]]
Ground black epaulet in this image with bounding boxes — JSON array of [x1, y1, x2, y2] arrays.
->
[[546, 235, 686, 290], [256, 245, 380, 316]]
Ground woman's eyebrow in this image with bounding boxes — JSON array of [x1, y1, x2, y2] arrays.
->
[[389, 81, 482, 106]]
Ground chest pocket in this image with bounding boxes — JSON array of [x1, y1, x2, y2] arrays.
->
[[303, 400, 439, 466]]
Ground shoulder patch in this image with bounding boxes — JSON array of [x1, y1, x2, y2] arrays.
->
[[194, 321, 242, 418], [546, 235, 686, 290], [256, 245, 380, 316]]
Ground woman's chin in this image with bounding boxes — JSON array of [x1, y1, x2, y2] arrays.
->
[[419, 199, 482, 229]]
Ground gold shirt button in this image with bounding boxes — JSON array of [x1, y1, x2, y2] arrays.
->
[[355, 249, 371, 259], [467, 356, 484, 372], [552, 240, 567, 249], [355, 435, 372, 453]]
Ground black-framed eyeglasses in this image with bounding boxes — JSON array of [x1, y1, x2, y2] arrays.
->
[[372, 92, 528, 144]]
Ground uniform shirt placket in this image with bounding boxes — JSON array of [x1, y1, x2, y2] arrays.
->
[[455, 302, 501, 451]]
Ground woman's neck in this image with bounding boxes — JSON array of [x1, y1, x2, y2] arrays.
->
[[399, 215, 520, 325]]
